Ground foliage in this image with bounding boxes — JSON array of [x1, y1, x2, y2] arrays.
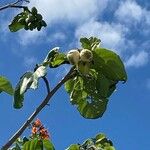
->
[[66, 133, 115, 150], [80, 37, 101, 50], [65, 37, 127, 119], [10, 119, 55, 150], [0, 76, 14, 95], [43, 47, 69, 68], [9, 7, 47, 32], [11, 119, 115, 150], [14, 66, 47, 108]]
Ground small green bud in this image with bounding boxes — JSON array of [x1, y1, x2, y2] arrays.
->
[[37, 24, 42, 31], [37, 14, 43, 20], [41, 20, 47, 27], [24, 24, 29, 30], [31, 7, 38, 15]]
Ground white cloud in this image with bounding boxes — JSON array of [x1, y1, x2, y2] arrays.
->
[[18, 29, 47, 45], [75, 19, 128, 54], [19, 0, 109, 45], [46, 32, 66, 43], [27, 0, 101, 25], [115, 0, 150, 25], [125, 51, 149, 68]]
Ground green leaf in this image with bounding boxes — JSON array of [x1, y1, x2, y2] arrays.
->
[[43, 139, 55, 150], [80, 37, 91, 50], [77, 97, 108, 119], [9, 20, 24, 32], [23, 139, 43, 150], [93, 48, 127, 82], [104, 146, 115, 150], [64, 77, 76, 93], [66, 144, 80, 150], [0, 76, 14, 95], [43, 47, 68, 68], [95, 133, 106, 142], [80, 37, 101, 50], [9, 12, 28, 32], [31, 66, 47, 89], [43, 47, 59, 63], [50, 53, 67, 68], [66, 133, 115, 150], [65, 76, 109, 119], [11, 143, 21, 150], [13, 66, 47, 109], [95, 73, 117, 98], [13, 72, 33, 109]]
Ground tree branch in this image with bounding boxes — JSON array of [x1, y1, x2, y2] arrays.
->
[[0, 0, 28, 11], [42, 76, 50, 93], [1, 67, 76, 150]]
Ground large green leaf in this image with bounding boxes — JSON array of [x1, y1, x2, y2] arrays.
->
[[77, 99, 108, 119], [65, 75, 111, 119], [43, 139, 55, 150], [13, 66, 46, 109], [0, 76, 14, 95], [93, 48, 127, 82]]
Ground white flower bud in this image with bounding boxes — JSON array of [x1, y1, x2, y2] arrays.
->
[[80, 49, 93, 62], [67, 49, 80, 67]]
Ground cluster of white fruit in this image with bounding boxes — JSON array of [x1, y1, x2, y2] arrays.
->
[[67, 49, 93, 74]]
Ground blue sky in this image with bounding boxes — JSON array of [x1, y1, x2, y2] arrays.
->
[[0, 0, 150, 149]]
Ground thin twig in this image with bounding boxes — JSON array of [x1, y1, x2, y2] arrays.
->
[[1, 67, 76, 150], [42, 76, 50, 93], [8, 5, 28, 9], [0, 0, 28, 11]]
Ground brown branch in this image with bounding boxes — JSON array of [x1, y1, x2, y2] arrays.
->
[[1, 67, 76, 150], [0, 0, 29, 11]]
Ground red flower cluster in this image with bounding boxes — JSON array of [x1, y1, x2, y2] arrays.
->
[[31, 118, 50, 140]]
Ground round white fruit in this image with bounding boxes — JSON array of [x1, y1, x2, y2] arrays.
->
[[67, 49, 80, 66], [80, 49, 93, 62]]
